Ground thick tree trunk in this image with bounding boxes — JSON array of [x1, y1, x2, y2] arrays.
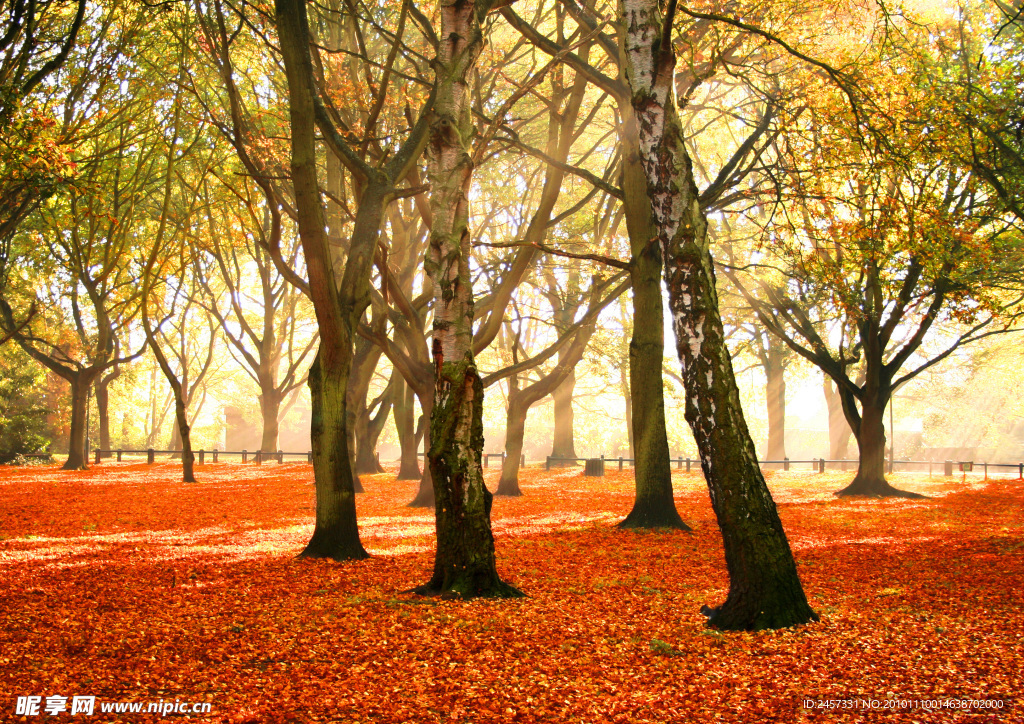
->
[[64, 377, 90, 470], [394, 379, 421, 480], [624, 0, 815, 629], [497, 401, 526, 497], [302, 351, 368, 558], [277, 0, 378, 559], [549, 370, 577, 462], [417, 0, 520, 599], [618, 117, 686, 529], [765, 353, 787, 465], [259, 387, 282, 453], [836, 391, 922, 498]]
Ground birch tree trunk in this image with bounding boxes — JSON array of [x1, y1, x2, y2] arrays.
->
[[622, 0, 816, 629], [418, 0, 520, 598]]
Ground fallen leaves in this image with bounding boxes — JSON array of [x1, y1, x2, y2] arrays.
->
[[0, 462, 1021, 722]]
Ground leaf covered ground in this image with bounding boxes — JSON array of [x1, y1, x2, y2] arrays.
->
[[0, 462, 1021, 723]]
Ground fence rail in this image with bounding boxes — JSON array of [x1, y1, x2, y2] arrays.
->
[[66, 449, 1024, 480], [93, 449, 313, 464]]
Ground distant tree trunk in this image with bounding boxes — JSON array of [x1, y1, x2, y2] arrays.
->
[[416, 0, 520, 599], [394, 378, 421, 479], [259, 386, 282, 453], [624, 0, 816, 629], [824, 378, 852, 460], [65, 376, 91, 470], [497, 381, 526, 497], [620, 367, 633, 454], [407, 394, 435, 508], [549, 370, 577, 462], [764, 348, 787, 465], [618, 108, 687, 530], [355, 382, 391, 474], [95, 369, 119, 455]]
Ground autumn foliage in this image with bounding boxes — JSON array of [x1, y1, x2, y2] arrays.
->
[[1, 463, 1021, 722]]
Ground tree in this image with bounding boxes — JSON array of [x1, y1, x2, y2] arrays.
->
[[275, 0, 431, 560], [729, 98, 1024, 497], [621, 0, 818, 629], [416, 0, 522, 599], [0, 8, 158, 469], [0, 0, 86, 267]]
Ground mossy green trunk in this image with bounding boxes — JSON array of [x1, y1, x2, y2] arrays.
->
[[623, 0, 815, 629], [419, 0, 519, 598], [618, 110, 686, 529], [303, 351, 368, 559]]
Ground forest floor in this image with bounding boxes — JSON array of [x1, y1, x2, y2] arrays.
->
[[0, 462, 1021, 723]]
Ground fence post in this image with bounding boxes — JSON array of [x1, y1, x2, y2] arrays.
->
[[255, 450, 262, 465], [307, 450, 313, 463], [242, 449, 247, 463], [213, 449, 219, 463], [117, 450, 123, 462], [521, 454, 526, 467], [199, 449, 205, 465], [784, 457, 790, 471], [618, 457, 623, 471], [94, 448, 101, 464], [984, 461, 988, 480], [545, 456, 550, 471], [943, 459, 953, 476], [818, 458, 825, 473], [483, 454, 488, 468], [1019, 462, 1023, 480], [277, 450, 284, 464], [147, 448, 155, 464]]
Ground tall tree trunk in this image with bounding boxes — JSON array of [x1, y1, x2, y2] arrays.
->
[[259, 386, 282, 453], [64, 376, 90, 470], [277, 0, 378, 560], [394, 377, 421, 479], [623, 0, 816, 629], [824, 378, 852, 461], [497, 389, 526, 497], [549, 370, 577, 462], [618, 109, 686, 529], [764, 351, 787, 466], [417, 0, 520, 599]]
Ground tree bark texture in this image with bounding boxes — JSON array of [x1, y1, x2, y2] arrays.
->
[[623, 0, 816, 629], [419, 0, 519, 598], [277, 0, 377, 560], [618, 105, 686, 529]]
